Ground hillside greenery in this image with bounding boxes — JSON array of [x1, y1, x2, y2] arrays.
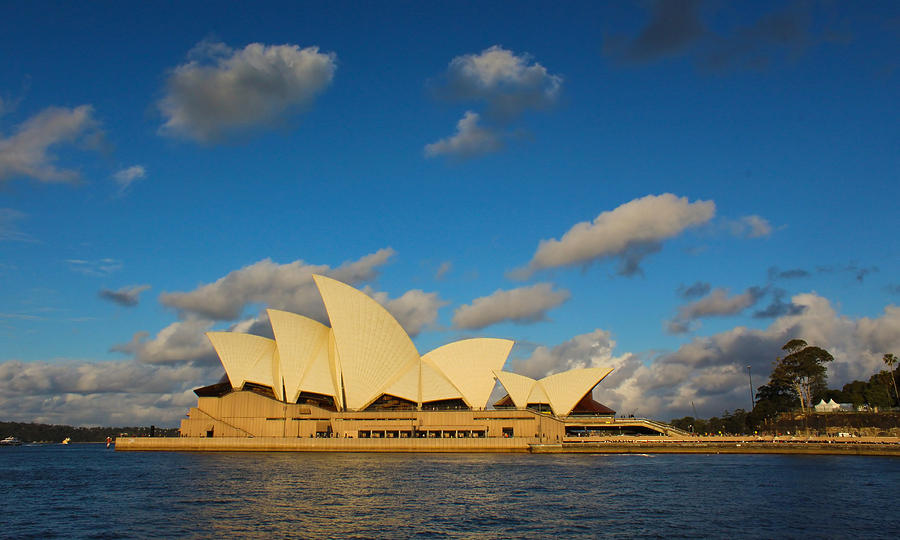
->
[[1, 421, 178, 443], [671, 339, 899, 435]]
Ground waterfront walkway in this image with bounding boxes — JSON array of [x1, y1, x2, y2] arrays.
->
[[116, 434, 900, 455]]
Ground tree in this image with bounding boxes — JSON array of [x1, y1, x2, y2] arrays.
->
[[752, 380, 799, 422], [770, 339, 834, 415], [884, 353, 899, 406]]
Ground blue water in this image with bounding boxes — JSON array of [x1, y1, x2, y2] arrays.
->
[[2, 445, 898, 539]]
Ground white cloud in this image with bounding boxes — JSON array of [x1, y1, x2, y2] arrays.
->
[[0, 359, 219, 426], [440, 45, 562, 120], [0, 105, 98, 183], [729, 214, 773, 238], [452, 283, 570, 330], [367, 288, 447, 337], [111, 317, 218, 365], [424, 111, 502, 159], [112, 165, 146, 191], [512, 293, 900, 419], [159, 41, 336, 142], [666, 286, 765, 333], [116, 277, 443, 371], [159, 248, 395, 321], [98, 284, 151, 307], [509, 328, 629, 380], [512, 193, 715, 278]]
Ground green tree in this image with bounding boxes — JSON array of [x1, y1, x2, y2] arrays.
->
[[864, 371, 894, 409], [770, 339, 834, 415], [884, 353, 899, 406], [752, 381, 798, 422]]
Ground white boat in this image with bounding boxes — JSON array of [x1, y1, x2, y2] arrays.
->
[[1, 436, 22, 446]]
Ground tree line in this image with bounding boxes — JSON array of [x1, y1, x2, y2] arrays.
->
[[671, 340, 899, 435], [0, 421, 178, 443]]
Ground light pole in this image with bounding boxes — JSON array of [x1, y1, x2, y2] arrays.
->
[[746, 365, 754, 411]]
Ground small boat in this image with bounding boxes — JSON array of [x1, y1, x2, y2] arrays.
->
[[1, 436, 22, 446], [61, 437, 71, 445]]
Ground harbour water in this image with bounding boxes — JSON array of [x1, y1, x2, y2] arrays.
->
[[3, 444, 898, 538]]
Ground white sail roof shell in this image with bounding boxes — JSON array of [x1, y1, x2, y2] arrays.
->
[[267, 309, 336, 404], [526, 382, 549, 405], [203, 276, 614, 415], [495, 367, 613, 416], [207, 332, 283, 401], [540, 367, 613, 416], [313, 274, 421, 411], [383, 362, 420, 403], [420, 359, 464, 403], [422, 338, 513, 410], [494, 371, 537, 409]]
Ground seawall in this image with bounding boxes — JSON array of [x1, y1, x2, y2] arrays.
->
[[116, 435, 900, 455], [115, 436, 531, 452]]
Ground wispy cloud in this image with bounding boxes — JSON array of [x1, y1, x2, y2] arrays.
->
[[768, 266, 810, 280], [98, 284, 151, 307], [677, 281, 711, 299], [727, 214, 773, 238], [0, 208, 35, 242], [66, 258, 123, 277], [605, 0, 823, 72], [605, 0, 705, 63], [0, 105, 100, 183], [112, 165, 146, 192], [435, 261, 453, 280], [666, 286, 766, 333]]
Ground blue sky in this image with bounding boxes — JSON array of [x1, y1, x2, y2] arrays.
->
[[1, 1, 898, 426]]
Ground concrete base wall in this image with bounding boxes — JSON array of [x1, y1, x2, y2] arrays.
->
[[115, 436, 533, 452]]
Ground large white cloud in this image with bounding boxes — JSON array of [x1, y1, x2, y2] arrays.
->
[[0, 359, 219, 426], [159, 248, 395, 321], [159, 41, 336, 142], [513, 193, 715, 278], [0, 105, 99, 183], [111, 317, 218, 365], [513, 294, 900, 419], [424, 111, 502, 159], [117, 249, 442, 368], [452, 283, 570, 330]]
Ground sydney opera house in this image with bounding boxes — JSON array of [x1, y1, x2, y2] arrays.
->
[[126, 274, 666, 451]]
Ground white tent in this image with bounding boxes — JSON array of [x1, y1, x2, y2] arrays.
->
[[814, 398, 841, 412]]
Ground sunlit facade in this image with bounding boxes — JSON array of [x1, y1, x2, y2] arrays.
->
[[180, 275, 617, 442]]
